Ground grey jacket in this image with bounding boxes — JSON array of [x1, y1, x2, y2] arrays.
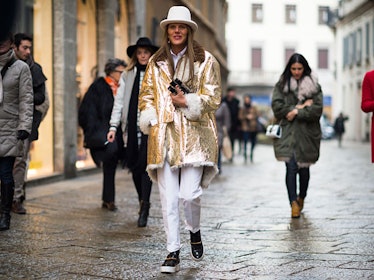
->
[[0, 58, 33, 157]]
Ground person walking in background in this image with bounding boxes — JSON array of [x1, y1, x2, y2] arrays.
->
[[0, 33, 33, 230], [138, 6, 221, 273], [333, 112, 349, 148], [107, 37, 158, 227], [222, 87, 240, 161], [12, 33, 49, 214], [238, 95, 259, 162], [215, 101, 231, 174], [78, 58, 126, 211], [361, 69, 374, 163], [271, 53, 323, 219]]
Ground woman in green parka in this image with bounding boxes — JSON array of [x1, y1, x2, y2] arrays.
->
[[271, 53, 323, 218]]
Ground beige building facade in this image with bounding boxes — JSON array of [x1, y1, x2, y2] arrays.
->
[[12, 0, 228, 180], [226, 0, 338, 122]]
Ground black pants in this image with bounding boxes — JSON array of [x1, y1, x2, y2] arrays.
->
[[132, 169, 152, 202], [0, 156, 15, 185], [285, 155, 310, 204], [130, 135, 152, 202], [101, 142, 118, 203]]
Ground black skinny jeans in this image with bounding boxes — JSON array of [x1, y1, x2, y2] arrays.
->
[[285, 155, 310, 204], [0, 156, 16, 186]]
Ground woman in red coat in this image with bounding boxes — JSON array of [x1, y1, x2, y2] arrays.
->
[[361, 70, 374, 163]]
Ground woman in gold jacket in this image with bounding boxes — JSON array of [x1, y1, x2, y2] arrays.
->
[[138, 6, 221, 274]]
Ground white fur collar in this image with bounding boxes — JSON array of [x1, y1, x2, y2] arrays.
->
[[284, 72, 318, 102]]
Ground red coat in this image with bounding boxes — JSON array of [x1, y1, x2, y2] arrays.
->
[[361, 70, 374, 163]]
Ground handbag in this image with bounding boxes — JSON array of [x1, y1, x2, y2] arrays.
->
[[221, 127, 232, 160], [266, 123, 282, 138]]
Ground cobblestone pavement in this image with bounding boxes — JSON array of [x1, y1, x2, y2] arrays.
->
[[0, 140, 373, 279]]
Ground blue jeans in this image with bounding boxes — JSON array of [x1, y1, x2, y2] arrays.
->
[[285, 155, 310, 204]]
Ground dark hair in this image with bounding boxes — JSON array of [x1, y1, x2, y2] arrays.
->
[[14, 33, 33, 48], [104, 58, 126, 76], [279, 53, 312, 89], [227, 86, 235, 92]]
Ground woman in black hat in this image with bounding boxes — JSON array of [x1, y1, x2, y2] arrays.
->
[[107, 37, 158, 227]]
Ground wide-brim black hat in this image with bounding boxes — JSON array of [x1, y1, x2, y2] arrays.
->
[[126, 37, 159, 58]]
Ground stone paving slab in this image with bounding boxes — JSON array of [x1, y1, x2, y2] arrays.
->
[[0, 140, 373, 279]]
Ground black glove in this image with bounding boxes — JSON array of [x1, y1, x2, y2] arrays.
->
[[17, 130, 29, 140]]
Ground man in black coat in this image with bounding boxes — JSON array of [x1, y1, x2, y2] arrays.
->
[[12, 33, 48, 214]]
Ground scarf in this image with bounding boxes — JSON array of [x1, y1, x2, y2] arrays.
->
[[0, 49, 15, 104], [104, 76, 119, 96], [283, 72, 318, 103], [126, 63, 146, 170]]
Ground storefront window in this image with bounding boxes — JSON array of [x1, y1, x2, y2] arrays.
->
[[76, 0, 98, 169], [28, 0, 54, 179]]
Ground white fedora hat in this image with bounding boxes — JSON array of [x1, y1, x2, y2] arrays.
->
[[160, 6, 198, 32]]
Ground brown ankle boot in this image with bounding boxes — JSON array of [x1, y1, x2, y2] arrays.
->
[[291, 201, 300, 218], [297, 196, 304, 212]]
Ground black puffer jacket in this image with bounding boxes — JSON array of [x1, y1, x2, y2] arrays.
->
[[28, 58, 47, 141]]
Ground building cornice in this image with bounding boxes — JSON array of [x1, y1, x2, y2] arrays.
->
[[337, 0, 374, 25]]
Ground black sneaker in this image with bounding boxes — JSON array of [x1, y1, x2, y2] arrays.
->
[[190, 230, 204, 261], [160, 250, 180, 273]]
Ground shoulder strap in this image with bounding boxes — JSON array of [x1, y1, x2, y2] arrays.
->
[[1, 57, 17, 78]]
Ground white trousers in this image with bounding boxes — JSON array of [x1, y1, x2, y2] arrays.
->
[[157, 161, 203, 253]]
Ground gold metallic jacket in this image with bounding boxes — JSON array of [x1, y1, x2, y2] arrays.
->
[[139, 42, 221, 188]]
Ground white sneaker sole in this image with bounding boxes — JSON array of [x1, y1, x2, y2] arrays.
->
[[160, 264, 180, 273]]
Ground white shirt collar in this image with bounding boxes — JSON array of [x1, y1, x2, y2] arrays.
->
[[171, 47, 187, 70]]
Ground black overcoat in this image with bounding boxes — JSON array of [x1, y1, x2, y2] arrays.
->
[[78, 77, 119, 166]]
